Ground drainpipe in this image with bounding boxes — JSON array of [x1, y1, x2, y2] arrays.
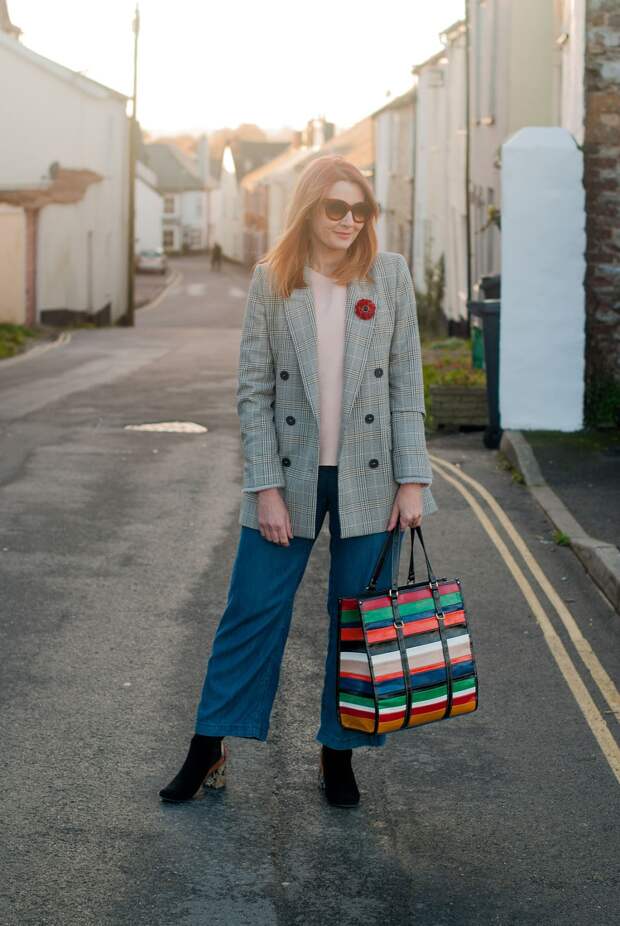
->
[[465, 0, 473, 337]]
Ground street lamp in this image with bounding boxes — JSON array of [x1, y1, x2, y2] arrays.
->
[[122, 3, 140, 326]]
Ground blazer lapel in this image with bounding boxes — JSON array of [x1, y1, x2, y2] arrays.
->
[[284, 265, 378, 441]]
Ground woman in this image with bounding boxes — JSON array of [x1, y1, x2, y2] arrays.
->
[[159, 154, 438, 808]]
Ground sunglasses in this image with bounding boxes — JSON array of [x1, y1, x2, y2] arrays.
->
[[322, 198, 373, 224]]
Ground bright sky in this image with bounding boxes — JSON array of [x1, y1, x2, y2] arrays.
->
[[11, 0, 465, 135]]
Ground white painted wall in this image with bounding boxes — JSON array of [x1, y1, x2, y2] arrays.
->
[[413, 60, 448, 297], [208, 187, 223, 250], [180, 190, 209, 249], [220, 146, 243, 261], [500, 128, 585, 430], [469, 0, 556, 286], [374, 112, 391, 250], [0, 35, 129, 321], [444, 28, 468, 322], [554, 0, 586, 144], [135, 161, 163, 253], [0, 205, 26, 323]]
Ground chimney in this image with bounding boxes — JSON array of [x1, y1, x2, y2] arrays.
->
[[0, 0, 22, 39]]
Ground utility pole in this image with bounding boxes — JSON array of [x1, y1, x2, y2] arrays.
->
[[122, 3, 140, 326]]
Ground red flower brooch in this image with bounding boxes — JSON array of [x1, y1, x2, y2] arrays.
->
[[354, 298, 376, 320]]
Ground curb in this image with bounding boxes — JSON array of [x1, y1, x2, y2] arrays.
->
[[0, 330, 71, 369], [500, 429, 620, 613], [136, 271, 182, 312]]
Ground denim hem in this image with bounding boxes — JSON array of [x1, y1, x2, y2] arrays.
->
[[315, 729, 387, 749], [195, 721, 269, 740]]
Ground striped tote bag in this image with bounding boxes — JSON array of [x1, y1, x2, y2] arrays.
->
[[337, 525, 478, 734]]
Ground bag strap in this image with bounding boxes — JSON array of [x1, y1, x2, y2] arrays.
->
[[365, 524, 437, 592]]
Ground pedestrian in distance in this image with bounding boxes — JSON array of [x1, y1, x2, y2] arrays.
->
[[210, 241, 223, 271], [159, 154, 438, 808]]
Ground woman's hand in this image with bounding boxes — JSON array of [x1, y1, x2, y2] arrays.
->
[[387, 484, 424, 531], [257, 488, 294, 546]]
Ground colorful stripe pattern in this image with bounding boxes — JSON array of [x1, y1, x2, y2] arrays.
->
[[337, 578, 478, 734]]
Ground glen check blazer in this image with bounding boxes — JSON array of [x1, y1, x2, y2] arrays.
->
[[236, 250, 438, 539]]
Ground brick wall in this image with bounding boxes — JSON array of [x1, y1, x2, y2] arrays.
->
[[584, 0, 620, 386]]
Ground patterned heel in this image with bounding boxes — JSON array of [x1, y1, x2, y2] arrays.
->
[[202, 745, 227, 791]]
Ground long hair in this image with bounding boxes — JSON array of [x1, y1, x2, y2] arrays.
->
[[257, 155, 380, 299]]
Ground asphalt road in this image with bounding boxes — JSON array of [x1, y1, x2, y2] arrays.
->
[[1, 255, 619, 926]]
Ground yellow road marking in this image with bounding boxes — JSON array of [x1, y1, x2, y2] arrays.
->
[[429, 454, 620, 785], [429, 455, 620, 720]]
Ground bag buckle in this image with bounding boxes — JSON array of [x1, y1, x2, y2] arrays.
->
[[389, 587, 404, 629]]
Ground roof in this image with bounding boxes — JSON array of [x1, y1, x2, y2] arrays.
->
[[145, 143, 205, 193], [412, 48, 447, 75], [294, 116, 374, 175], [0, 30, 127, 101], [228, 139, 291, 181], [241, 143, 312, 191], [0, 166, 103, 208], [440, 18, 467, 43], [370, 87, 416, 119]]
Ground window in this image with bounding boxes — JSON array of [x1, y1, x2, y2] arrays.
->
[[164, 195, 176, 214], [195, 197, 202, 218], [163, 229, 175, 249]]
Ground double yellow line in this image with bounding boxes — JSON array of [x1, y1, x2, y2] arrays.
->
[[429, 453, 620, 785]]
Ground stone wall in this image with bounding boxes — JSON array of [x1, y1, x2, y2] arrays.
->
[[584, 0, 620, 386]]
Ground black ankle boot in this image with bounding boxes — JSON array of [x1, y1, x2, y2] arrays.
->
[[318, 745, 360, 807], [159, 734, 226, 803]]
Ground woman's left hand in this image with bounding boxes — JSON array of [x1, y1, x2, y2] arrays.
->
[[387, 484, 424, 531]]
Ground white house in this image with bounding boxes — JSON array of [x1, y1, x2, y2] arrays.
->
[[439, 19, 468, 326], [412, 50, 449, 302], [0, 18, 130, 326], [135, 159, 163, 253], [217, 139, 291, 263], [144, 143, 210, 253], [371, 89, 416, 262]]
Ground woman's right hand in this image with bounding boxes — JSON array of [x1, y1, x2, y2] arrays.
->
[[257, 488, 294, 546]]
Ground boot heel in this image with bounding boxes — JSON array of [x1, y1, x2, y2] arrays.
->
[[318, 758, 325, 791], [202, 745, 227, 791]]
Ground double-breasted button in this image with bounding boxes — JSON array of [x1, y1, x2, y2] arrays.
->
[[280, 370, 289, 380], [374, 367, 383, 378], [368, 458, 379, 468], [285, 415, 296, 425], [282, 457, 291, 467], [365, 413, 374, 423]]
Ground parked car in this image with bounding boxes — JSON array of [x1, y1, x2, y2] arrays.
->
[[136, 249, 168, 274]]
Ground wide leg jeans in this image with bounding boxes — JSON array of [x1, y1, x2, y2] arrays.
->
[[194, 465, 401, 748]]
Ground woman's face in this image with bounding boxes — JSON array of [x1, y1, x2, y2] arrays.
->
[[309, 180, 367, 255]]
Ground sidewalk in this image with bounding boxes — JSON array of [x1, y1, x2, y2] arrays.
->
[[135, 270, 173, 309], [501, 427, 620, 612]]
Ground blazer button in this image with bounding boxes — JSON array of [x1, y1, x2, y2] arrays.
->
[[368, 458, 379, 468], [282, 457, 291, 467], [374, 367, 383, 378], [365, 413, 374, 423], [286, 415, 296, 425], [280, 370, 289, 380]]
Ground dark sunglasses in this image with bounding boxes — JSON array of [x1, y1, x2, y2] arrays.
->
[[322, 198, 373, 224]]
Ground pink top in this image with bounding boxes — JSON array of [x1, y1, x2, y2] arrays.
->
[[307, 267, 347, 466]]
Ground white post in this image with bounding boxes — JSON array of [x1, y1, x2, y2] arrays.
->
[[500, 127, 586, 431]]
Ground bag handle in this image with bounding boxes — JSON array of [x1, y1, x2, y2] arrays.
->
[[365, 524, 437, 592]]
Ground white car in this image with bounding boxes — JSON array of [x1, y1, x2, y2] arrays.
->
[[136, 249, 168, 274]]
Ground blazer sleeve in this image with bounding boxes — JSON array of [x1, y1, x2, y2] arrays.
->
[[389, 254, 433, 486], [237, 264, 285, 493]]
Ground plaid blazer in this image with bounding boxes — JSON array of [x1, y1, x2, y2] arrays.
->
[[236, 250, 438, 539]]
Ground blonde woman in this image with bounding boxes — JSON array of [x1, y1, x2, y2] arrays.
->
[[160, 154, 438, 807]]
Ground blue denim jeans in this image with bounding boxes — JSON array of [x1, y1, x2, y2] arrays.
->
[[194, 465, 401, 749]]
